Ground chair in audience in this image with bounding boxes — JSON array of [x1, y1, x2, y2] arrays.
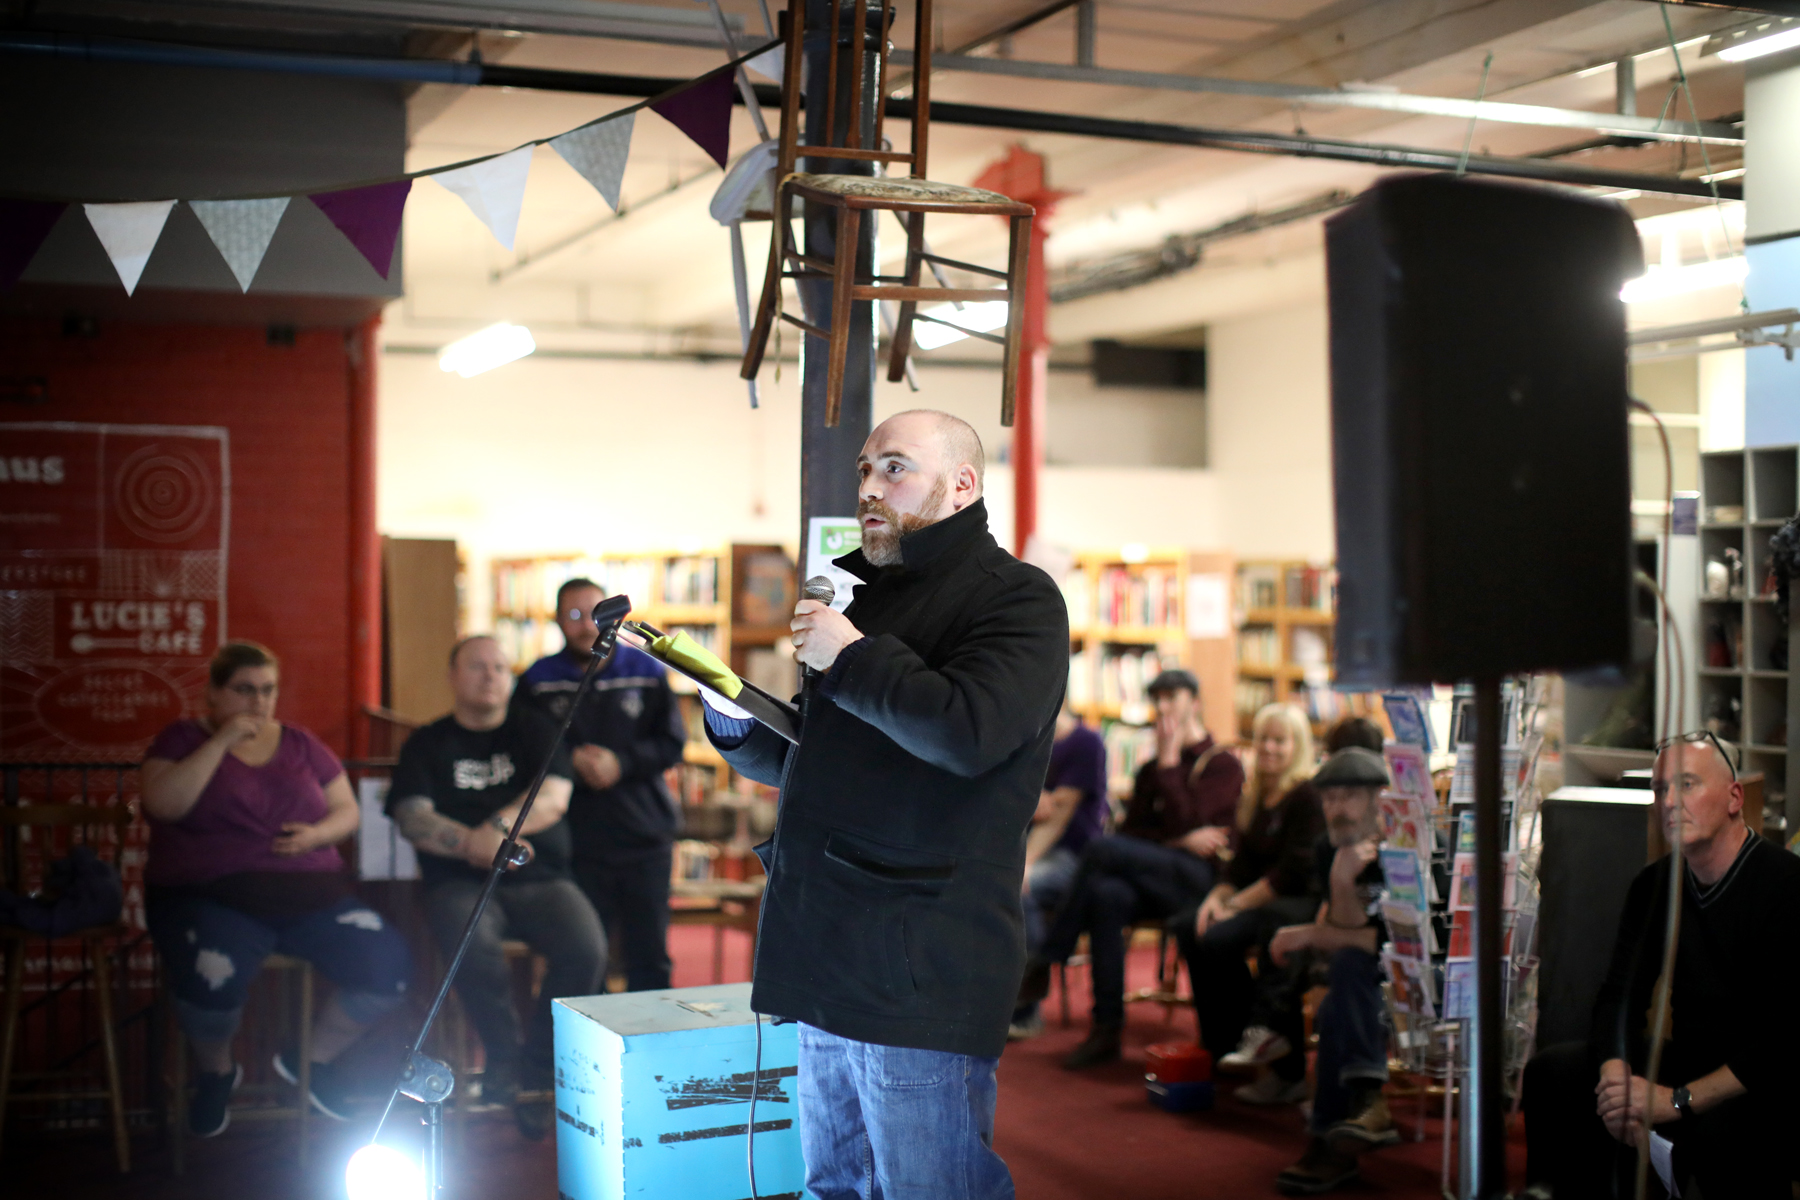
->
[[739, 0, 1035, 426], [0, 802, 135, 1173]]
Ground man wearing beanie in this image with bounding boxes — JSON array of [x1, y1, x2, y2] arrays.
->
[[1255, 745, 1398, 1196]]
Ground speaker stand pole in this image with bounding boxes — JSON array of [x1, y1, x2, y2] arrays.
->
[[1467, 676, 1506, 1197]]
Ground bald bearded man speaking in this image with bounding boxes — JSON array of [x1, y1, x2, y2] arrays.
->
[[701, 410, 1069, 1199]]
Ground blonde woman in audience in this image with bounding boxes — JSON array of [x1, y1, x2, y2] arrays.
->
[[1173, 702, 1323, 1104]]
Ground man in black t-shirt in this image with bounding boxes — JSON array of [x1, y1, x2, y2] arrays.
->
[[388, 634, 606, 1140], [1257, 747, 1394, 1196]]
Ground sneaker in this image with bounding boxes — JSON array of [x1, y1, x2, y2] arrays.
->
[[272, 1050, 355, 1121], [1007, 1011, 1045, 1042], [1059, 1024, 1121, 1070], [189, 1062, 243, 1138], [1234, 1072, 1310, 1106], [1325, 1086, 1401, 1153], [1276, 1137, 1361, 1196], [1219, 1025, 1293, 1071]]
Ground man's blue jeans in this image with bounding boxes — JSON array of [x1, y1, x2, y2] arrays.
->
[[1308, 946, 1391, 1135], [796, 1023, 1013, 1200]]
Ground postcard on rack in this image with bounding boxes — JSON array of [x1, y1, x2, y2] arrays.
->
[[1382, 949, 1437, 1018], [1381, 900, 1434, 959], [1443, 958, 1476, 1020], [1382, 691, 1433, 751], [1379, 847, 1426, 908], [1383, 743, 1433, 802], [1447, 909, 1472, 957], [1378, 793, 1430, 853], [1449, 852, 1476, 910]]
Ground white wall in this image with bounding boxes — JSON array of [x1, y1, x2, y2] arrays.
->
[[1205, 301, 1336, 561]]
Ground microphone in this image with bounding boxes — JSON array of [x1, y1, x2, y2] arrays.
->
[[590, 594, 632, 627], [799, 576, 835, 682]]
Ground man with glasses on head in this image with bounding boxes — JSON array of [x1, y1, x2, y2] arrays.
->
[[1522, 730, 1800, 1199], [516, 577, 687, 992]]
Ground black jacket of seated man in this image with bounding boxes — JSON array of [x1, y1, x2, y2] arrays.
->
[[707, 498, 1070, 1058], [1590, 832, 1800, 1197]]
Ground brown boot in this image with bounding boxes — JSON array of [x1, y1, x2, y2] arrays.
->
[[1325, 1085, 1401, 1153], [1059, 1023, 1121, 1070], [1276, 1137, 1360, 1195]]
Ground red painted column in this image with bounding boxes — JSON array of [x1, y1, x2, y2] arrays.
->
[[974, 147, 1068, 557], [346, 315, 382, 760]]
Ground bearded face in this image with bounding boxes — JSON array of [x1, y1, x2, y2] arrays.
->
[[859, 471, 948, 566]]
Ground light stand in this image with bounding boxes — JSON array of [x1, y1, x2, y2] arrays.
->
[[364, 595, 632, 1194]]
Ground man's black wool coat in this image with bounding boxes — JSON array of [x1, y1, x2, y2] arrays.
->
[[710, 499, 1069, 1057]]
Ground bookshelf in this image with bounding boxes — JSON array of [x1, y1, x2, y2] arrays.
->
[[1061, 549, 1236, 799], [1698, 446, 1795, 834], [1233, 560, 1381, 739]]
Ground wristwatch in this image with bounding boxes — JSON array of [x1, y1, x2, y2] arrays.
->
[[1671, 1085, 1694, 1121]]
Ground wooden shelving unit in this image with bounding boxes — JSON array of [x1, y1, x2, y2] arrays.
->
[[1061, 548, 1236, 799], [1698, 445, 1795, 834], [1233, 560, 1382, 740]]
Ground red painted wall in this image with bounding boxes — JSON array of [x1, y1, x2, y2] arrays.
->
[[0, 316, 378, 757]]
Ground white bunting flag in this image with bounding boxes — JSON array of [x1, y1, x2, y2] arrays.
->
[[430, 145, 534, 250], [549, 112, 634, 212], [745, 45, 785, 85], [83, 200, 176, 295], [189, 197, 291, 291]]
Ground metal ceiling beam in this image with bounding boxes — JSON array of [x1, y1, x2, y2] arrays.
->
[[0, 31, 1739, 201], [891, 51, 1742, 145]]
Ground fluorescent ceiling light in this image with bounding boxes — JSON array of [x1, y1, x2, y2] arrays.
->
[[911, 300, 1009, 351], [438, 322, 536, 377], [1718, 24, 1800, 62], [1620, 256, 1747, 304]]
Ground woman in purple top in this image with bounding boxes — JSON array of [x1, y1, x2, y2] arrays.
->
[[142, 641, 410, 1138]]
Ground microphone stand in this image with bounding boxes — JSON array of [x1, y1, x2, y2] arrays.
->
[[367, 604, 628, 1194]]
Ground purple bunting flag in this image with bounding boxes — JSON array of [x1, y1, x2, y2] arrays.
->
[[1, 200, 67, 291], [310, 179, 413, 278], [650, 71, 734, 169]]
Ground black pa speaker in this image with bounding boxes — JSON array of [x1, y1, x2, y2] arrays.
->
[[1326, 175, 1642, 687]]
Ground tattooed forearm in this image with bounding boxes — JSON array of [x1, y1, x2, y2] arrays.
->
[[392, 796, 473, 858]]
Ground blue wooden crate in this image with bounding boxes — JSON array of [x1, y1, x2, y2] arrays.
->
[[553, 983, 804, 1200]]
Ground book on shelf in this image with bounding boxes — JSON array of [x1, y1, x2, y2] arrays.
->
[[662, 556, 719, 606], [1238, 564, 1279, 612], [1283, 564, 1335, 612], [1061, 573, 1092, 629], [1101, 721, 1158, 800], [1097, 566, 1181, 627], [1237, 626, 1279, 668], [1235, 678, 1275, 718], [1098, 646, 1181, 709]]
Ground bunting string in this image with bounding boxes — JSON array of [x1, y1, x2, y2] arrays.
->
[[1, 40, 777, 293]]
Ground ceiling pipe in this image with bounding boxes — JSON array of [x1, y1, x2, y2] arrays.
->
[[0, 30, 1740, 201]]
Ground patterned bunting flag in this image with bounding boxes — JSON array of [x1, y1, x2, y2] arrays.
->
[[549, 113, 635, 212], [83, 200, 177, 295], [189, 197, 291, 291], [650, 71, 735, 169], [0, 200, 66, 291], [429, 146, 534, 250], [310, 179, 413, 278]]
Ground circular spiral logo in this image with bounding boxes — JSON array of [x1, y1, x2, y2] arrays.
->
[[114, 444, 215, 543]]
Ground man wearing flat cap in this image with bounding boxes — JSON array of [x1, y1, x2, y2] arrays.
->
[[1259, 746, 1399, 1196], [1019, 667, 1245, 1068]]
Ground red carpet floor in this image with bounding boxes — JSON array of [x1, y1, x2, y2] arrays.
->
[[10, 923, 1524, 1198]]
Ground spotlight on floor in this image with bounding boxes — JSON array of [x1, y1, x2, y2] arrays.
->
[[438, 322, 537, 377], [346, 1142, 424, 1200]]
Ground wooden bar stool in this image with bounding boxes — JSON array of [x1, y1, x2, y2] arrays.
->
[[740, 0, 1035, 426], [0, 803, 135, 1173], [167, 953, 314, 1174]]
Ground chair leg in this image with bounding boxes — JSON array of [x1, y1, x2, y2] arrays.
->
[[296, 963, 312, 1168], [91, 944, 131, 1172], [999, 213, 1032, 427], [886, 211, 924, 383], [825, 205, 861, 427], [0, 939, 23, 1159], [741, 188, 789, 381], [1055, 962, 1069, 1028], [169, 1011, 186, 1177]]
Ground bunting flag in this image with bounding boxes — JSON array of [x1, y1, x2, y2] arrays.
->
[[84, 200, 177, 295], [651, 71, 735, 169], [0, 200, 65, 291], [310, 179, 412, 278], [549, 113, 635, 212], [189, 197, 291, 291], [745, 44, 785, 85], [430, 145, 534, 250]]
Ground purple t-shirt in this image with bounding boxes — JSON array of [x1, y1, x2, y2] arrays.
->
[[1048, 720, 1109, 854], [143, 719, 346, 887]]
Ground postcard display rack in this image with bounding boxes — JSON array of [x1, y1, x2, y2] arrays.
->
[[1376, 681, 1547, 1196]]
